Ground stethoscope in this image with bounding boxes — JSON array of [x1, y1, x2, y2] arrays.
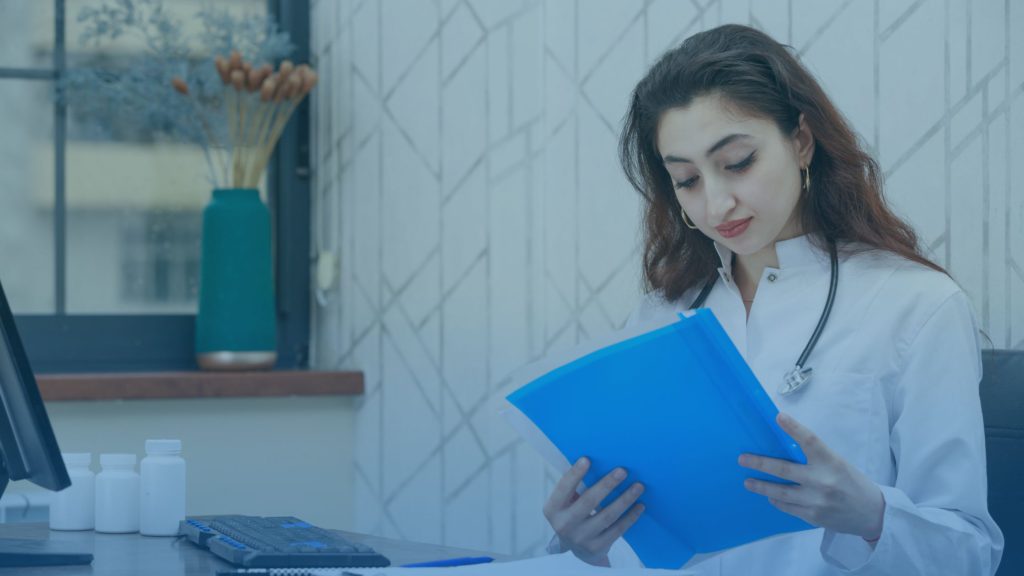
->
[[688, 242, 839, 396]]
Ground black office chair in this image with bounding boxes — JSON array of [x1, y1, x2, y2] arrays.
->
[[980, 350, 1024, 576]]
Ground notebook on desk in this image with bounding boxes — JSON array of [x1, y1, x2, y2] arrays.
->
[[502, 308, 813, 569]]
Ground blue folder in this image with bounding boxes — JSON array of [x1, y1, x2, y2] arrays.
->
[[506, 309, 813, 568]]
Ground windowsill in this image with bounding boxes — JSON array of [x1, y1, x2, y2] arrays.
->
[[36, 370, 364, 401]]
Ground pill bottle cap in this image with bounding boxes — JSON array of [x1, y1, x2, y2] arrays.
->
[[61, 452, 91, 467], [145, 439, 182, 455]]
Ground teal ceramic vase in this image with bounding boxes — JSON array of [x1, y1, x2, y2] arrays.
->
[[195, 188, 277, 370]]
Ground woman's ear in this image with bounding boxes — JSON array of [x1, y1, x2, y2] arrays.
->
[[793, 113, 815, 167]]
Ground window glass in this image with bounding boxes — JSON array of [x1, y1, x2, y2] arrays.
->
[[0, 80, 56, 313], [64, 0, 268, 313], [0, 2, 54, 69]]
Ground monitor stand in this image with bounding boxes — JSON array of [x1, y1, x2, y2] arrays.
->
[[0, 465, 93, 567]]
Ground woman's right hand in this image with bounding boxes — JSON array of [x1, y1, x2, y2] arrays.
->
[[543, 456, 646, 567]]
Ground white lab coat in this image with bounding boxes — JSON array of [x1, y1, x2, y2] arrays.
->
[[602, 234, 1004, 575]]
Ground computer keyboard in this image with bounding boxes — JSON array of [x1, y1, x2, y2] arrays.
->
[[180, 515, 391, 568]]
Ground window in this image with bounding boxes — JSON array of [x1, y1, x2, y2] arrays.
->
[[119, 213, 201, 309], [0, 0, 311, 372]]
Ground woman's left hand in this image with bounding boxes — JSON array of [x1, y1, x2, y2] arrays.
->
[[738, 412, 886, 541]]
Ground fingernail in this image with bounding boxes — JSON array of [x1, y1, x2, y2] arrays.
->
[[576, 457, 589, 468], [636, 504, 646, 513], [613, 468, 627, 480], [738, 454, 750, 466], [632, 483, 645, 495]]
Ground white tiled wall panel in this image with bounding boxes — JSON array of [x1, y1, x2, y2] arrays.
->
[[309, 0, 1024, 556]]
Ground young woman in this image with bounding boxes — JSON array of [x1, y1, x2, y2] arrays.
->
[[541, 24, 1003, 575]]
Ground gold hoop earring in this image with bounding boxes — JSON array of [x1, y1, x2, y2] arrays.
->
[[681, 209, 699, 230], [802, 165, 811, 192]]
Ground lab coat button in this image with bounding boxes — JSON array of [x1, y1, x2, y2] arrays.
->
[[767, 273, 778, 282]]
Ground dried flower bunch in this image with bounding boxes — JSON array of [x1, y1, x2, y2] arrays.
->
[[171, 51, 317, 189], [66, 0, 308, 189]]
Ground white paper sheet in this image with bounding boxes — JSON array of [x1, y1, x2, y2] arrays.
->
[[234, 552, 696, 575]]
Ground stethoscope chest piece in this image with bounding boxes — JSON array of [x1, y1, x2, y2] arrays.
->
[[779, 366, 813, 396]]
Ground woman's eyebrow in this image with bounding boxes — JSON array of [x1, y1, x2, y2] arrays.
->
[[662, 134, 752, 164]]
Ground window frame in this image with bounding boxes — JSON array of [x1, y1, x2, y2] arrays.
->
[[1, 0, 311, 373]]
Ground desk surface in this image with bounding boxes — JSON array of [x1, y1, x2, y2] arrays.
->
[[0, 523, 511, 575]]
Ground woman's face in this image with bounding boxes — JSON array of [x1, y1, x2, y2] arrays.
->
[[656, 94, 814, 256]]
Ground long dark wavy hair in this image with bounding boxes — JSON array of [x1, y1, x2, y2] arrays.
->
[[619, 24, 944, 302]]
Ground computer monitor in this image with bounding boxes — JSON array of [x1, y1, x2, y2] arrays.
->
[[0, 279, 92, 566]]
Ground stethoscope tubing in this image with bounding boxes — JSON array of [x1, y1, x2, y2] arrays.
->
[[796, 243, 838, 369], [689, 241, 839, 376]]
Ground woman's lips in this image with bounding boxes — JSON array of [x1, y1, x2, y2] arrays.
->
[[716, 217, 752, 238]]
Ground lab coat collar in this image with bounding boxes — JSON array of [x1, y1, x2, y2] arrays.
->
[[713, 233, 830, 274]]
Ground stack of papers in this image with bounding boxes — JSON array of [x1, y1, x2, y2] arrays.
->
[[503, 309, 812, 568]]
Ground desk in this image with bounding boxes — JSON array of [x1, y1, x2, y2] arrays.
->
[[0, 523, 511, 575]]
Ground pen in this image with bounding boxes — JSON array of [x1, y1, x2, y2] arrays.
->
[[400, 555, 494, 568]]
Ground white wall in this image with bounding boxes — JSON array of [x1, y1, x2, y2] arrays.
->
[[10, 396, 357, 530], [311, 0, 1024, 557]]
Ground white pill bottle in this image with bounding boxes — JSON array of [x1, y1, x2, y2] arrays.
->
[[94, 453, 140, 533], [49, 452, 94, 530], [139, 439, 186, 536]]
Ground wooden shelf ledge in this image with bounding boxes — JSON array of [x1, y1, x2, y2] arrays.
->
[[36, 370, 364, 401]]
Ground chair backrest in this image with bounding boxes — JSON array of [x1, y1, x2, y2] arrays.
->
[[980, 350, 1024, 575]]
